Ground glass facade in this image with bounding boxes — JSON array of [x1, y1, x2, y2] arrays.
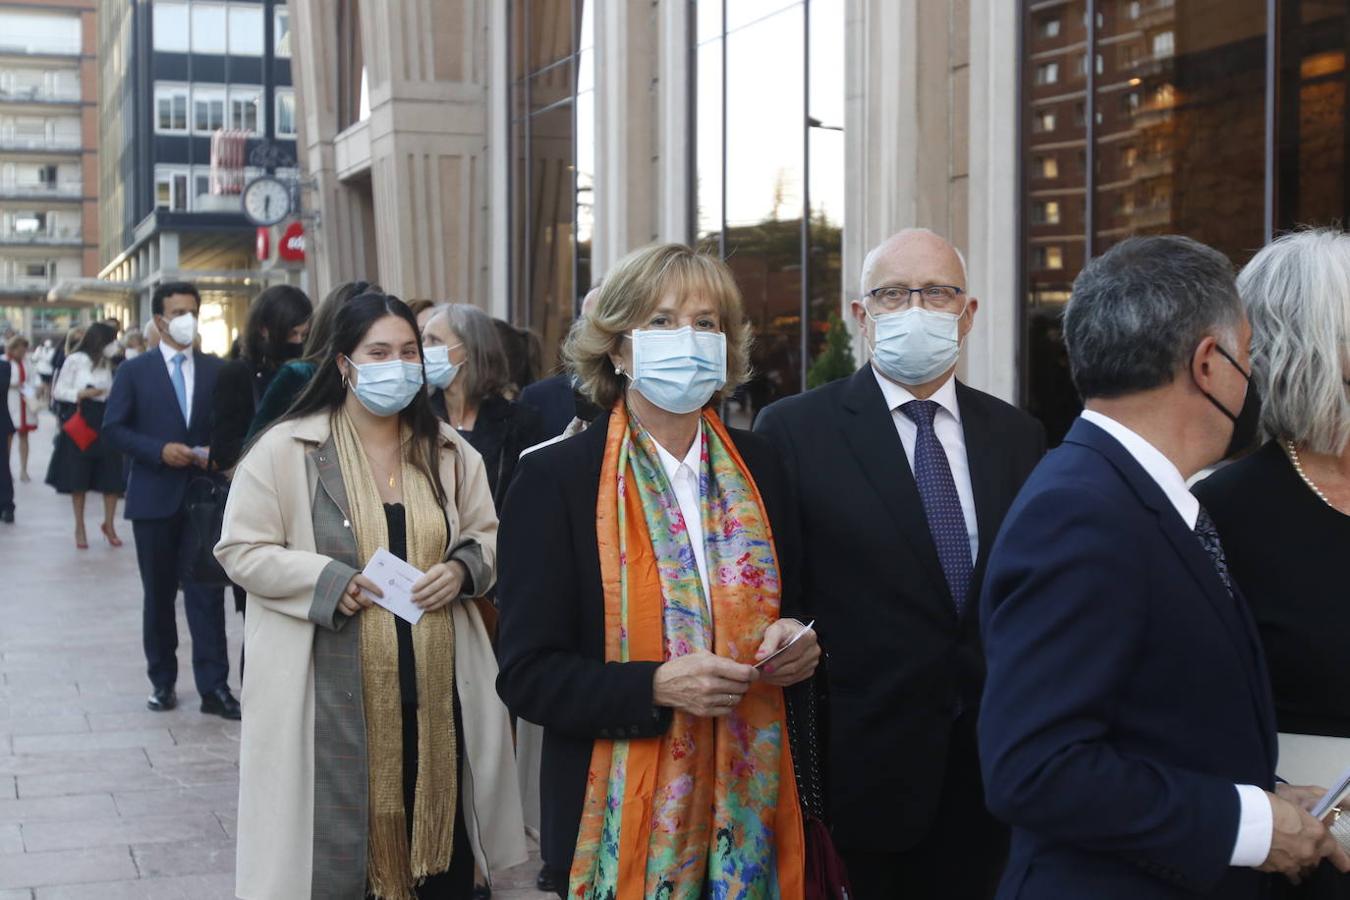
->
[[508, 0, 594, 371], [1022, 0, 1350, 443], [696, 0, 845, 424]]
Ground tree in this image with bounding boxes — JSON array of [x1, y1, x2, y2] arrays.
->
[[807, 311, 856, 389]]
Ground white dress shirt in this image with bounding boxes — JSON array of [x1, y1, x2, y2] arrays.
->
[[653, 430, 712, 624], [1080, 410, 1272, 868], [159, 339, 195, 427], [52, 351, 113, 404], [872, 366, 978, 562]]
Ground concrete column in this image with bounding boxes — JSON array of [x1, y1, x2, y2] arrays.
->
[[157, 232, 179, 273]]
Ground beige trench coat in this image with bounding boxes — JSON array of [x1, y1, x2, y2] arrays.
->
[[216, 412, 527, 900]]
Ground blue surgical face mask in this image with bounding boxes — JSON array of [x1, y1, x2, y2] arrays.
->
[[346, 357, 424, 417], [867, 306, 963, 386], [423, 343, 461, 390], [627, 326, 727, 415]]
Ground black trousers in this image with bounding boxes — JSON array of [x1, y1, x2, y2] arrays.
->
[[840, 714, 1008, 900], [0, 435, 12, 513], [132, 509, 229, 696]]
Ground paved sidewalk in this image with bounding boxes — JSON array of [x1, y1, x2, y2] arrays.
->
[[0, 412, 550, 899]]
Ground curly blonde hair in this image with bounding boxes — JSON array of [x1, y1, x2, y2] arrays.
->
[[563, 243, 752, 410]]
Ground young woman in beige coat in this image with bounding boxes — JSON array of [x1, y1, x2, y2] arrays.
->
[[216, 293, 526, 900]]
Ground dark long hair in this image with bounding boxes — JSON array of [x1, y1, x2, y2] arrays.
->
[[302, 280, 380, 367], [242, 285, 313, 372], [73, 322, 118, 365], [280, 292, 446, 502]]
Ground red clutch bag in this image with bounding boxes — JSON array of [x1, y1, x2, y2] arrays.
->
[[62, 405, 98, 451]]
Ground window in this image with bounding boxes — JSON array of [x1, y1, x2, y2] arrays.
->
[[1036, 63, 1060, 86], [155, 85, 188, 133], [1034, 246, 1065, 270], [229, 87, 261, 133], [193, 86, 225, 133], [275, 89, 297, 138], [153, 2, 189, 52], [0, 11, 81, 55], [1129, 1, 1142, 18], [1032, 201, 1062, 225], [155, 166, 189, 211], [23, 260, 50, 279], [1121, 91, 1141, 114], [191, 3, 227, 55], [1035, 110, 1056, 132], [1152, 31, 1174, 58], [274, 7, 292, 58], [193, 170, 211, 204], [227, 5, 263, 56], [1038, 155, 1059, 178], [1038, 17, 1061, 39]]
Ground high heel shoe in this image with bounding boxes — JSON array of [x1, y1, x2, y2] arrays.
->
[[100, 523, 123, 548]]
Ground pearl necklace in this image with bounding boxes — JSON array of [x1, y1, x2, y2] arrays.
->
[[1285, 439, 1337, 509]]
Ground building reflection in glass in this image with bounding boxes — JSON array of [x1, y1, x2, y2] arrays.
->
[[509, 0, 593, 371], [1020, 0, 1349, 445], [697, 0, 844, 426]]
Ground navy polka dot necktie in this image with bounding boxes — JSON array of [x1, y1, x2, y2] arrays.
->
[[1194, 506, 1235, 597], [901, 400, 973, 616]]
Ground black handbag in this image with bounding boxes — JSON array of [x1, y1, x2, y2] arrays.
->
[[784, 666, 855, 900], [184, 476, 230, 586]]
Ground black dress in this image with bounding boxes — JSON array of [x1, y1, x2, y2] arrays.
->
[[381, 503, 474, 900], [45, 399, 126, 495], [1195, 441, 1350, 900]]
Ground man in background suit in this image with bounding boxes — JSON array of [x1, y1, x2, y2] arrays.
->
[[104, 281, 238, 719], [979, 235, 1348, 899], [755, 228, 1045, 898], [0, 354, 14, 523]]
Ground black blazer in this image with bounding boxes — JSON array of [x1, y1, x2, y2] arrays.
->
[[753, 365, 1045, 852], [979, 419, 1275, 899], [432, 392, 543, 511], [210, 358, 276, 472], [0, 358, 13, 437], [495, 412, 803, 874], [517, 372, 576, 438]]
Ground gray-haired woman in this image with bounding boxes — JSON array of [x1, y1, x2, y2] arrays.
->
[[420, 304, 544, 511], [1195, 228, 1350, 899]]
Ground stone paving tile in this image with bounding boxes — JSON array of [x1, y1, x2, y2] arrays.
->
[[0, 717, 89, 739], [112, 784, 237, 819], [20, 812, 226, 854], [130, 838, 234, 878], [0, 794, 117, 825], [0, 824, 22, 854], [34, 873, 234, 900], [12, 728, 175, 755], [17, 762, 238, 799], [142, 744, 237, 770], [0, 889, 32, 900], [0, 748, 149, 778], [0, 845, 139, 890]]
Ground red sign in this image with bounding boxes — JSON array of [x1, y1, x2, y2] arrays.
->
[[255, 226, 270, 261], [279, 221, 305, 262]]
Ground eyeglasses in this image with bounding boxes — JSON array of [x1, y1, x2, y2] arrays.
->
[[864, 284, 966, 315]]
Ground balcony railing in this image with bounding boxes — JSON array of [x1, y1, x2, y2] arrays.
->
[[0, 136, 81, 151], [0, 181, 82, 198], [0, 85, 81, 104], [0, 228, 82, 245]]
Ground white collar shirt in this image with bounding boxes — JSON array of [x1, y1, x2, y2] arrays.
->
[[159, 339, 195, 427], [871, 366, 978, 561], [653, 429, 712, 624]]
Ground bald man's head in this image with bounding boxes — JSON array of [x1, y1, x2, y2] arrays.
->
[[859, 228, 968, 297]]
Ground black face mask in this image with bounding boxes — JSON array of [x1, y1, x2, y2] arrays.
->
[[1198, 344, 1261, 460]]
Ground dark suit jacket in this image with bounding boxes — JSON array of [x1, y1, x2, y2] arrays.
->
[[431, 392, 544, 512], [0, 359, 13, 438], [978, 418, 1277, 900], [517, 372, 576, 438], [494, 411, 803, 874], [104, 348, 224, 520], [209, 358, 275, 472], [753, 365, 1045, 851]]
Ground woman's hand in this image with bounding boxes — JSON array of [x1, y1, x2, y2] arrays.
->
[[76, 386, 103, 401], [338, 573, 382, 616], [412, 561, 468, 613], [753, 618, 820, 687], [652, 650, 759, 718]]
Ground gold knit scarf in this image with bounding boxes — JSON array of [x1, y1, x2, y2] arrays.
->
[[331, 410, 457, 900]]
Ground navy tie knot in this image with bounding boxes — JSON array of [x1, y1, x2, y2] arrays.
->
[[901, 399, 940, 429]]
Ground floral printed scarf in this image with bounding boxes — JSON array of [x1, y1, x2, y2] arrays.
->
[[569, 401, 805, 899]]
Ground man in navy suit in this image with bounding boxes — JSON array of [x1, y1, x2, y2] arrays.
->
[[104, 282, 238, 719], [979, 235, 1349, 899]]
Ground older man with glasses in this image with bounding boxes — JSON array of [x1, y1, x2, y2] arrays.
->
[[755, 227, 1046, 898]]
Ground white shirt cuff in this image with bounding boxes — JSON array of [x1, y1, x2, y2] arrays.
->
[[1230, 783, 1273, 867]]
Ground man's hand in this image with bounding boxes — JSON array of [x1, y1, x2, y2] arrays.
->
[[338, 573, 382, 616], [411, 561, 468, 612], [161, 442, 196, 468], [652, 651, 758, 718], [1259, 790, 1350, 883], [1276, 783, 1328, 815], [753, 618, 821, 687]]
